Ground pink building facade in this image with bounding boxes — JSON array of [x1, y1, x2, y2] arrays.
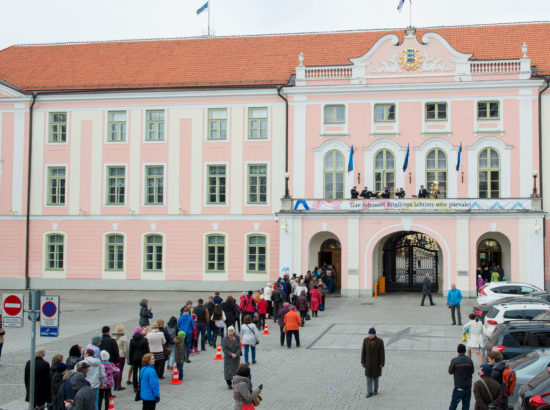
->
[[0, 23, 549, 296]]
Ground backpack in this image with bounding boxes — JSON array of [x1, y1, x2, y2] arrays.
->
[[502, 366, 517, 397]]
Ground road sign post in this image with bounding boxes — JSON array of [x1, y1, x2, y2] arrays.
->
[[2, 293, 24, 328], [40, 295, 59, 337], [28, 289, 43, 410]]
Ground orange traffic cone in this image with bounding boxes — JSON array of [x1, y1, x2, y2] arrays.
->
[[108, 396, 115, 410], [263, 322, 270, 335], [213, 344, 223, 360], [170, 367, 182, 385]]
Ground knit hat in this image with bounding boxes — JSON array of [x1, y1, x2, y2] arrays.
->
[[283, 302, 289, 307], [100, 350, 110, 361], [178, 331, 186, 338], [54, 363, 68, 372], [92, 336, 101, 344], [480, 364, 493, 375], [134, 327, 142, 334], [368, 328, 376, 335], [289, 305, 297, 311], [101, 326, 110, 334]]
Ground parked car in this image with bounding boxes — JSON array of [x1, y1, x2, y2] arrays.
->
[[534, 311, 550, 321], [505, 349, 550, 406], [474, 297, 550, 323], [477, 282, 544, 305], [514, 366, 550, 410], [529, 292, 550, 303], [483, 303, 550, 339], [485, 321, 550, 360]]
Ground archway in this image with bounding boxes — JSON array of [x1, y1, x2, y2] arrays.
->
[[308, 232, 341, 292], [380, 231, 442, 292], [476, 232, 511, 280]]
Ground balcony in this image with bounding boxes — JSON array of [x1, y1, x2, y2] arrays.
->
[[281, 197, 541, 214]]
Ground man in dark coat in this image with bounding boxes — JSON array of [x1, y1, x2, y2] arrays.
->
[[361, 328, 385, 398], [25, 347, 51, 407], [350, 186, 359, 199], [139, 299, 152, 327], [99, 325, 120, 364], [418, 185, 428, 198], [421, 273, 436, 306], [128, 327, 150, 392], [271, 284, 286, 323], [473, 364, 503, 410], [448, 343, 474, 410]]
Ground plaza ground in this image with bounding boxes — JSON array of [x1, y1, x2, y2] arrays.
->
[[0, 290, 477, 409]]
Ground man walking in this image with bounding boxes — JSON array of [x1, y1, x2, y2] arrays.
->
[[448, 343, 474, 410], [421, 273, 436, 306], [447, 283, 463, 326], [361, 328, 385, 398], [193, 299, 209, 351]]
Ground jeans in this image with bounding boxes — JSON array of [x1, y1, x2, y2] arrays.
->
[[267, 301, 273, 317], [93, 387, 99, 410], [451, 305, 462, 325], [449, 386, 471, 410], [366, 377, 379, 394], [132, 361, 142, 391], [176, 362, 184, 380], [184, 333, 193, 359], [213, 327, 224, 346], [421, 293, 434, 305], [142, 400, 156, 410], [279, 327, 285, 346], [98, 388, 111, 410], [299, 310, 307, 325], [167, 344, 175, 368], [286, 330, 300, 347], [196, 323, 207, 350], [244, 344, 256, 364], [258, 314, 266, 331], [327, 276, 334, 293]]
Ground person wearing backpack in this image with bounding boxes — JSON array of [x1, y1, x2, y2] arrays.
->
[[473, 364, 503, 410], [487, 350, 509, 410]]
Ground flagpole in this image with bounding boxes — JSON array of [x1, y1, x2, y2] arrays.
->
[[208, 0, 211, 36], [409, 0, 412, 28]]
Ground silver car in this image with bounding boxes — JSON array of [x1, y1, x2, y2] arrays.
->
[[508, 349, 550, 407]]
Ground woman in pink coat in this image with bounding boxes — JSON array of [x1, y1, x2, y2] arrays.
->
[[310, 286, 322, 317]]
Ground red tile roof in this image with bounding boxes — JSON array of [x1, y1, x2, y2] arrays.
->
[[0, 22, 549, 92]]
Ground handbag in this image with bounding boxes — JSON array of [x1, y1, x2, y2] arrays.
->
[[253, 395, 262, 406], [216, 320, 226, 328], [305, 313, 311, 320], [283, 325, 287, 333], [164, 345, 172, 356], [319, 304, 325, 312]]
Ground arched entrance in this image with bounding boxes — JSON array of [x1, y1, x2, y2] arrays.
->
[[382, 231, 440, 292], [478, 238, 501, 268], [308, 232, 342, 292]]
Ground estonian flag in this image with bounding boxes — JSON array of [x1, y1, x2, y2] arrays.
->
[[402, 143, 409, 172], [397, 0, 405, 12], [456, 142, 462, 171], [348, 145, 354, 173], [196, 1, 208, 15]]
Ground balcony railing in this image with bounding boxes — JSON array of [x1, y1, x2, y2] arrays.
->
[[304, 66, 353, 80], [286, 198, 540, 212], [470, 60, 521, 74]]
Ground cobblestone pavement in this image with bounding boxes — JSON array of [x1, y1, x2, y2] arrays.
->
[[0, 290, 478, 410]]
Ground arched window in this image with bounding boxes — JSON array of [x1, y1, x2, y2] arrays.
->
[[45, 233, 64, 270], [247, 235, 267, 273], [374, 149, 395, 194], [144, 234, 163, 271], [426, 149, 447, 198], [323, 150, 345, 199], [478, 148, 500, 198], [105, 234, 124, 271], [206, 234, 225, 272]]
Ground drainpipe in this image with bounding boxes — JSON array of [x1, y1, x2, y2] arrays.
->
[[276, 86, 290, 199], [24, 93, 37, 289], [537, 76, 550, 209]]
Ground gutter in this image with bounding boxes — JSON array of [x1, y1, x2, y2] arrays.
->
[[537, 76, 550, 208], [277, 86, 290, 198], [24, 93, 37, 289]]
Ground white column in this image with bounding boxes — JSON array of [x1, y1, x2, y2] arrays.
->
[[455, 217, 470, 295], [11, 106, 25, 214], [230, 107, 243, 214], [347, 217, 360, 293], [519, 91, 534, 198], [293, 100, 306, 198]]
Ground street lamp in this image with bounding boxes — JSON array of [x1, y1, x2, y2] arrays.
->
[[532, 170, 539, 197], [284, 171, 290, 199]]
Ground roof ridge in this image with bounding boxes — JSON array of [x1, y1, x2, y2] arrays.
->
[[9, 20, 550, 48]]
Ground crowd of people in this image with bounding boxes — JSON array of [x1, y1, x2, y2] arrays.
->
[[21, 270, 334, 410]]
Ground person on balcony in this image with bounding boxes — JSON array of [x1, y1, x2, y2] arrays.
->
[[395, 187, 405, 198], [418, 185, 428, 198], [350, 186, 360, 199], [381, 187, 391, 199], [360, 186, 373, 199]]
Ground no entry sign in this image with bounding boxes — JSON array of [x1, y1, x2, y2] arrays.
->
[[40, 295, 59, 330], [2, 293, 24, 328]]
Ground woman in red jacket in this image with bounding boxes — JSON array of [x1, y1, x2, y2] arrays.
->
[[257, 296, 268, 330], [309, 286, 322, 317]]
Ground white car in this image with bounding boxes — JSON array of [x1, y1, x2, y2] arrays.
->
[[482, 302, 550, 339], [477, 282, 543, 305]]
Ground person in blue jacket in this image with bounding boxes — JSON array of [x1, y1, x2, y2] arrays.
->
[[140, 353, 160, 410], [447, 283, 463, 326], [177, 307, 195, 363]]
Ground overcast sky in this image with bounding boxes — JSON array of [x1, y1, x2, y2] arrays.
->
[[0, 0, 548, 50]]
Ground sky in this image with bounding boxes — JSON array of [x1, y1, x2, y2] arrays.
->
[[0, 0, 549, 50]]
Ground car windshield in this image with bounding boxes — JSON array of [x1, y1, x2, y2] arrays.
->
[[534, 311, 550, 321], [508, 351, 540, 370]]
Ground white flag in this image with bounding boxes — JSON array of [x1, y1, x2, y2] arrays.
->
[[397, 0, 405, 12]]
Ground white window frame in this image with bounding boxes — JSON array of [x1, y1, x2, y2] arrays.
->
[[206, 107, 230, 142], [105, 110, 128, 143], [46, 111, 70, 145], [44, 164, 68, 208], [142, 163, 166, 207], [143, 109, 167, 143], [104, 163, 127, 207], [244, 232, 270, 276], [204, 162, 229, 207], [246, 106, 270, 141], [43, 230, 67, 278], [245, 161, 269, 206]]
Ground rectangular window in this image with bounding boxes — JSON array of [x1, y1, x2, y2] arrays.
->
[[47, 167, 66, 205], [145, 110, 165, 141], [208, 108, 228, 140], [207, 165, 226, 204], [145, 166, 164, 205], [107, 111, 127, 142], [248, 107, 268, 139], [105, 234, 124, 271], [206, 235, 225, 272], [247, 164, 267, 204], [477, 101, 500, 119], [46, 234, 64, 270], [48, 112, 67, 143], [106, 166, 125, 205], [144, 235, 163, 271], [324, 105, 345, 124], [247, 235, 266, 273], [425, 102, 447, 120], [374, 104, 396, 122]]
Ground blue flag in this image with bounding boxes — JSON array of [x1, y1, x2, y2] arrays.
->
[[348, 145, 354, 173], [397, 0, 405, 12], [456, 142, 462, 171], [402, 143, 409, 172], [196, 1, 208, 14]]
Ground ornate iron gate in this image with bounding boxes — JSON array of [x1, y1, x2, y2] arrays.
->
[[383, 232, 439, 292]]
